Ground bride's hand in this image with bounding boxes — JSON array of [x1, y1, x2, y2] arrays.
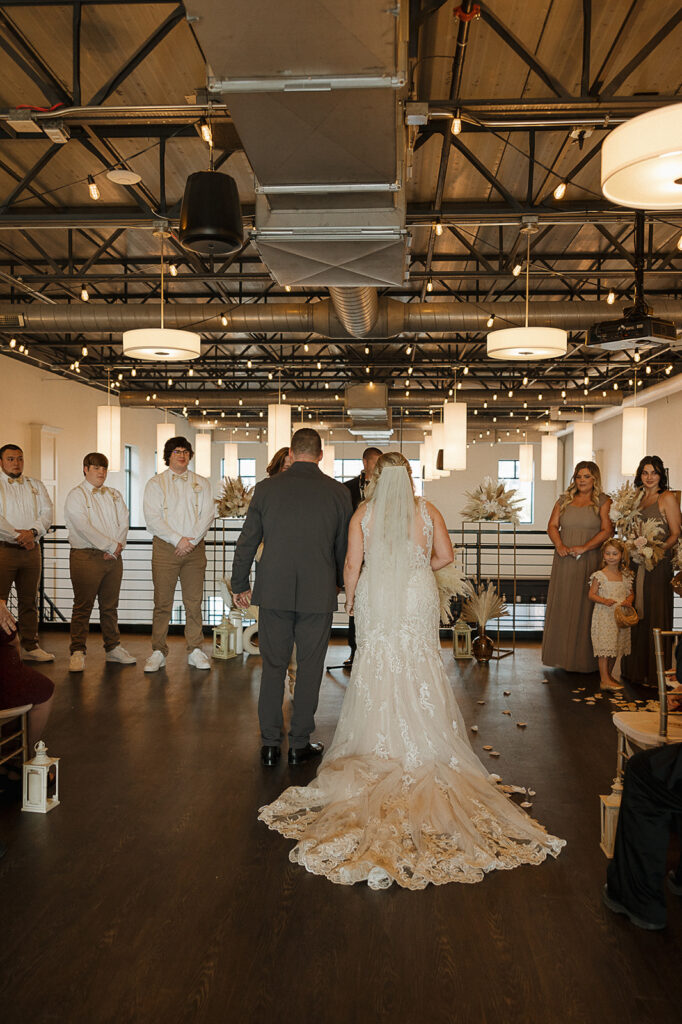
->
[[345, 598, 354, 615]]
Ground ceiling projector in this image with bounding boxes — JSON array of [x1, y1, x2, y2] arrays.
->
[[586, 310, 678, 351]]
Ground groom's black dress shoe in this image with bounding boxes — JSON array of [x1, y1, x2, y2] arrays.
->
[[261, 745, 281, 767], [288, 742, 324, 766]]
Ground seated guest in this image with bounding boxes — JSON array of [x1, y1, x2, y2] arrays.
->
[[0, 599, 54, 752], [64, 452, 135, 672], [603, 743, 682, 930]]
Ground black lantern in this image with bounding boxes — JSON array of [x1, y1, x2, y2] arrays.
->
[[179, 171, 243, 256]]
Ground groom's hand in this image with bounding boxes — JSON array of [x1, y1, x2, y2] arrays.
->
[[233, 590, 252, 609]]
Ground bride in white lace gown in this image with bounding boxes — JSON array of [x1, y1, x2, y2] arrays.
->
[[259, 453, 565, 889]]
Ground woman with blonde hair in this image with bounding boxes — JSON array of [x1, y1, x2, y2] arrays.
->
[[259, 452, 565, 889], [542, 461, 613, 673]]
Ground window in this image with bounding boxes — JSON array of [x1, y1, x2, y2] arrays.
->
[[333, 458, 423, 496], [238, 458, 256, 489], [498, 459, 532, 524]]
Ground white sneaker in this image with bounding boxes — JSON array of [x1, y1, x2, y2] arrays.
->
[[105, 645, 136, 665], [144, 650, 166, 673], [69, 651, 85, 672], [23, 647, 55, 662], [188, 647, 210, 670]]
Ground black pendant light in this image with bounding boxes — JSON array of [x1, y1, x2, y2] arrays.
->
[[179, 170, 243, 256]]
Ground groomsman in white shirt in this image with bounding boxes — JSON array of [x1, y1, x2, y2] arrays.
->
[[64, 452, 135, 672], [0, 442, 54, 661], [142, 435, 214, 672]]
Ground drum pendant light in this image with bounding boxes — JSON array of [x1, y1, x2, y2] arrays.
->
[[601, 103, 682, 210], [179, 171, 244, 256], [487, 232, 567, 361]]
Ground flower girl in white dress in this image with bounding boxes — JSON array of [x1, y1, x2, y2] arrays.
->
[[588, 538, 634, 693], [259, 453, 565, 889]]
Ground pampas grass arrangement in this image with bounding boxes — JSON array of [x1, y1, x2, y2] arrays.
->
[[434, 560, 468, 624], [610, 481, 666, 571], [461, 580, 508, 630], [461, 476, 524, 523], [609, 481, 644, 534], [216, 477, 254, 518]]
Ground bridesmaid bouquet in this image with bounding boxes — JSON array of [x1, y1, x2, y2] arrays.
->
[[623, 518, 666, 572], [609, 481, 644, 533], [215, 477, 254, 518], [460, 477, 524, 523]]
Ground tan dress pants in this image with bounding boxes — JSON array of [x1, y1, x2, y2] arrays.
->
[[0, 542, 41, 651], [151, 537, 206, 654], [69, 549, 123, 653]]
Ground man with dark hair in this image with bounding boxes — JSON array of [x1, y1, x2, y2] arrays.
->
[[143, 435, 214, 672], [231, 428, 352, 766], [64, 452, 134, 672], [0, 443, 54, 661], [342, 446, 382, 669]]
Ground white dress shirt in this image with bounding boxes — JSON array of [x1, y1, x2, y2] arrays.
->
[[0, 471, 53, 543], [143, 469, 214, 547], [64, 480, 129, 554]]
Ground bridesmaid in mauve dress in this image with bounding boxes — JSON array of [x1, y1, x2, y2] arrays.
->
[[622, 456, 681, 687], [542, 462, 613, 673]]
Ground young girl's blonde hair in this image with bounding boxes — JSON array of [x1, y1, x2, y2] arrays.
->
[[600, 536, 629, 570]]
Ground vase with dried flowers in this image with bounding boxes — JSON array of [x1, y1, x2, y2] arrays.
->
[[461, 580, 508, 662]]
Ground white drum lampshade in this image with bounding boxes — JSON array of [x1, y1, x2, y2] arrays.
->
[[223, 442, 239, 479], [321, 443, 335, 476], [443, 401, 467, 471], [518, 443, 534, 482], [601, 103, 682, 210], [540, 434, 558, 481], [621, 407, 648, 476], [572, 421, 594, 465], [122, 328, 201, 361], [195, 432, 212, 478], [97, 405, 121, 472], [487, 327, 568, 361], [156, 422, 175, 459], [267, 403, 291, 460]]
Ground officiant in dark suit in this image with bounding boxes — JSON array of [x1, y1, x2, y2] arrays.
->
[[342, 446, 382, 670], [231, 428, 353, 767]]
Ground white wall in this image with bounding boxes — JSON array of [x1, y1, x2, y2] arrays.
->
[[593, 388, 682, 494]]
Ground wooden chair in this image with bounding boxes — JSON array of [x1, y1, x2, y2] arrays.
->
[[601, 628, 682, 855], [0, 703, 33, 770]]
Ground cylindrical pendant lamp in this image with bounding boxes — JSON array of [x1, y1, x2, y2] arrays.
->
[[572, 421, 594, 465], [97, 406, 121, 472], [179, 171, 244, 255], [621, 407, 648, 476], [423, 434, 435, 481], [431, 422, 449, 477], [156, 422, 175, 459], [267, 404, 291, 460], [518, 443, 533, 482], [540, 434, 558, 481], [601, 103, 682, 210], [122, 328, 201, 361], [195, 432, 212, 478], [443, 401, 467, 471], [487, 327, 567, 361], [321, 443, 335, 477], [223, 442, 239, 479]]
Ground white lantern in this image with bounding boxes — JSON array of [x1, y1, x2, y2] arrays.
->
[[223, 442, 239, 479], [195, 432, 212, 478], [97, 405, 121, 472], [122, 328, 201, 361], [621, 407, 648, 476], [212, 619, 239, 660], [321, 442, 335, 476], [572, 421, 594, 465], [540, 434, 558, 481], [156, 422, 175, 459], [487, 327, 567, 361], [601, 103, 682, 210], [22, 740, 59, 814], [518, 443, 534, 482], [443, 401, 467, 470], [267, 403, 291, 460], [453, 618, 473, 659]]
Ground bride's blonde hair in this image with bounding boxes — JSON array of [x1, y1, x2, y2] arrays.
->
[[558, 460, 604, 515], [364, 451, 414, 501]]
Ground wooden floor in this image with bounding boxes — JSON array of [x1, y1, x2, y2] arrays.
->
[[1, 633, 681, 1024]]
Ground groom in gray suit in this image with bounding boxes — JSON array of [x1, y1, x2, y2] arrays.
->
[[231, 428, 353, 766]]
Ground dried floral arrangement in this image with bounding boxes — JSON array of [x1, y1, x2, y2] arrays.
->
[[460, 477, 524, 523], [215, 477, 254, 518], [672, 539, 682, 572], [610, 481, 666, 571], [434, 558, 468, 624], [460, 580, 508, 630]]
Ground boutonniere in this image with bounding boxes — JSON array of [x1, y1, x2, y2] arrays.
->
[[192, 481, 202, 494]]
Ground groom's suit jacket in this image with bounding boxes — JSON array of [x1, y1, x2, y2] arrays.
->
[[231, 461, 353, 613]]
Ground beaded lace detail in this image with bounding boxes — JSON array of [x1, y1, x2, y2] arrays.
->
[[259, 500, 565, 889]]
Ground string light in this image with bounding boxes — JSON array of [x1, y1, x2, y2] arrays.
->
[[450, 111, 462, 136], [188, 367, 194, 376], [606, 290, 616, 304], [666, 364, 673, 375], [512, 263, 522, 277], [220, 314, 228, 327], [364, 346, 370, 354], [199, 119, 212, 146], [613, 382, 619, 389], [9, 338, 16, 348], [131, 368, 136, 377], [426, 279, 433, 292], [284, 285, 292, 292], [522, 375, 528, 385], [304, 343, 309, 352], [553, 181, 567, 200], [169, 263, 178, 277], [87, 175, 100, 201], [633, 349, 641, 363], [406, 346, 412, 355], [81, 346, 88, 356], [645, 365, 652, 375], [80, 285, 89, 302], [434, 222, 443, 236], [486, 315, 494, 328], [463, 366, 469, 375]]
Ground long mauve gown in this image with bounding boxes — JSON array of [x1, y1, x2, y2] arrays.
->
[[621, 500, 673, 686], [542, 495, 608, 673]]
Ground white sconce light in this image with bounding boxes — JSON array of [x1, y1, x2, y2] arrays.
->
[[97, 405, 121, 472]]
